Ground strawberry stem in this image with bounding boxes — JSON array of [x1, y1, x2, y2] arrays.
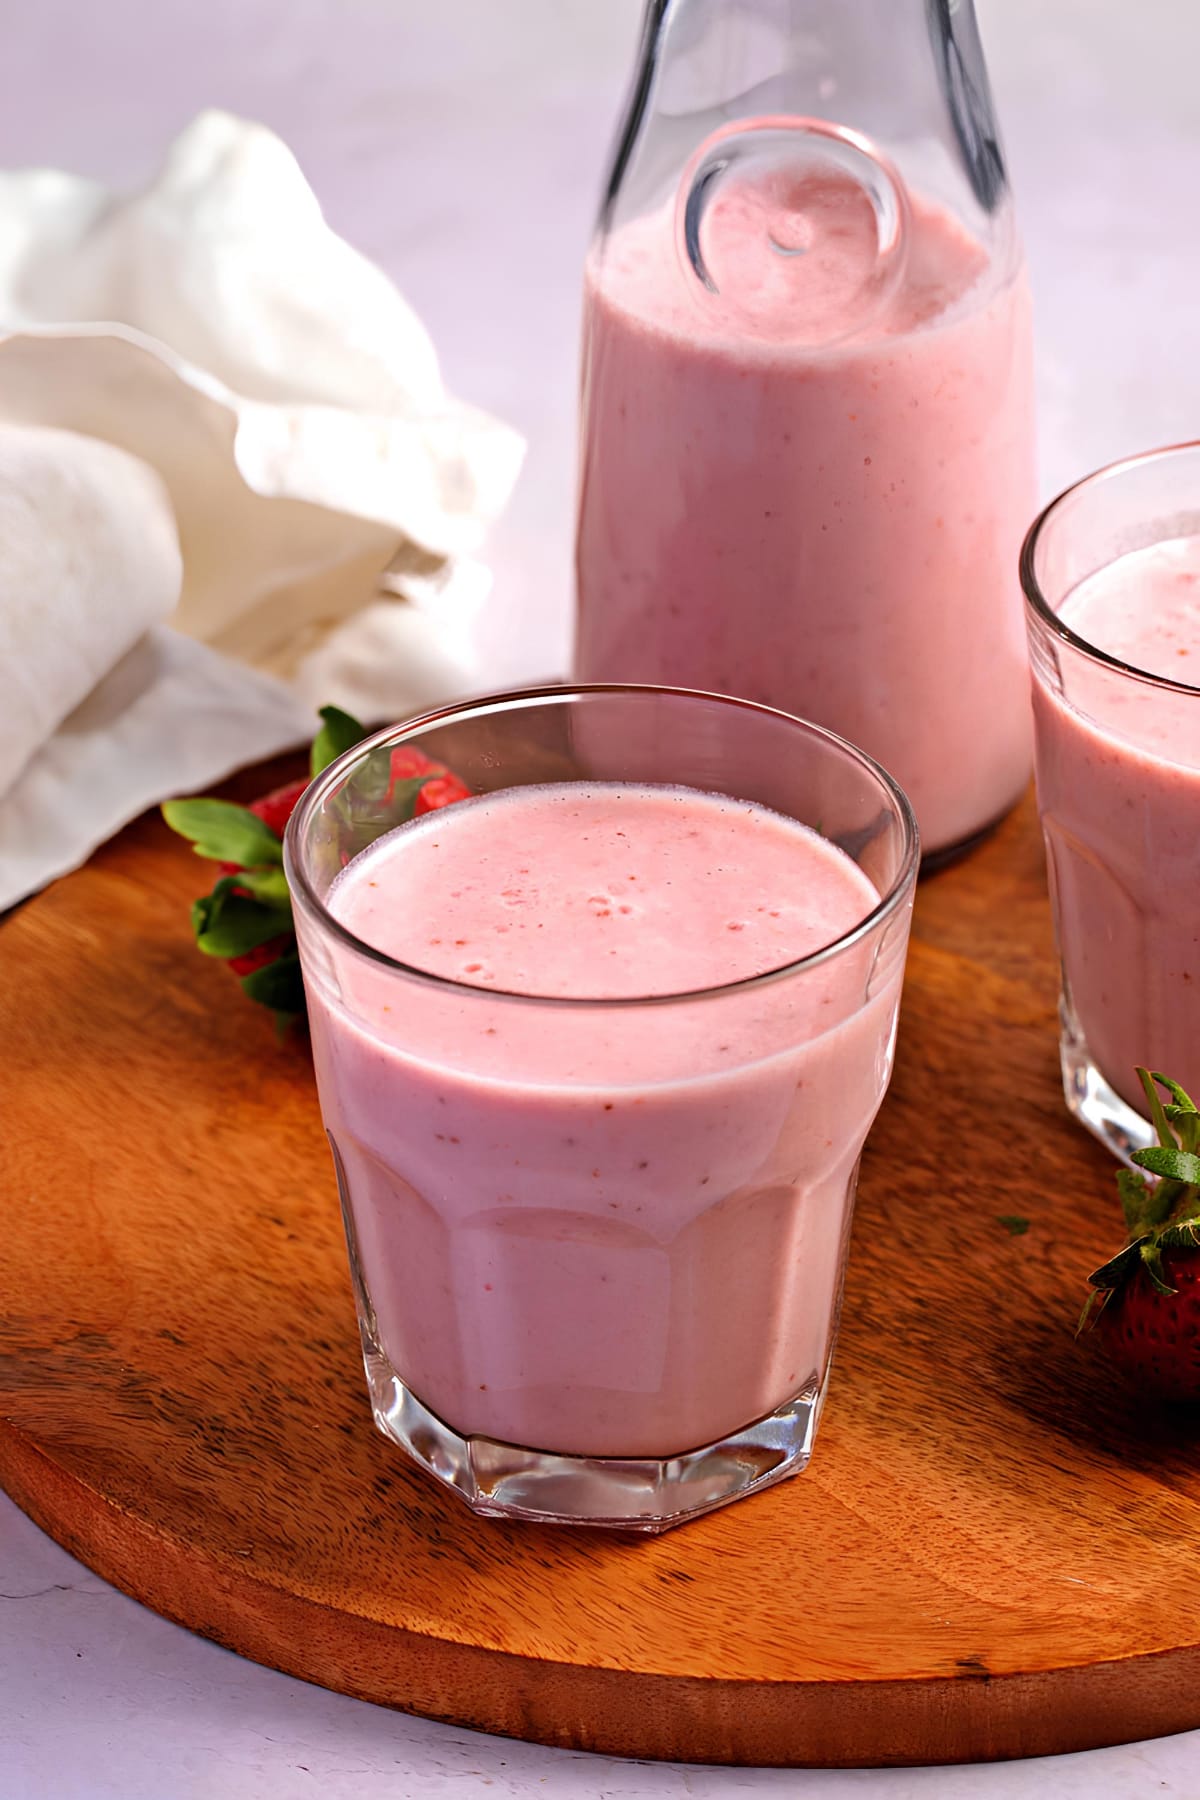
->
[[1138, 1065, 1176, 1150], [1126, 1068, 1200, 1250], [1083, 1069, 1200, 1323], [1139, 1239, 1177, 1297]]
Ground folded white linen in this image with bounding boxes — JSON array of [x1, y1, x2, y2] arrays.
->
[[0, 110, 524, 710], [0, 423, 182, 798], [0, 111, 524, 909], [0, 628, 312, 914]]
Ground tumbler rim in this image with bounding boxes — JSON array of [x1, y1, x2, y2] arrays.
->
[[284, 682, 919, 1009], [1020, 439, 1200, 700]]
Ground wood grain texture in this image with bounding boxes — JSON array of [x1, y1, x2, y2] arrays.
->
[[3, 765, 1200, 1767]]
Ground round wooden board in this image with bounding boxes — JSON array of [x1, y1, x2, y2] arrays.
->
[[5, 761, 1200, 1768]]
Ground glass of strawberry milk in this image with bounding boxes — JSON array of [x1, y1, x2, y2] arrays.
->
[[286, 685, 917, 1529], [1023, 443, 1200, 1162]]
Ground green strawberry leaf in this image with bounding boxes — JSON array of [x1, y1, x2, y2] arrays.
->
[[1086, 1069, 1200, 1332], [1138, 1066, 1178, 1151], [191, 878, 293, 959], [1078, 1286, 1112, 1334], [1131, 1145, 1200, 1186], [1140, 1239, 1177, 1296], [311, 705, 369, 778], [348, 744, 394, 805], [240, 950, 306, 1016], [1163, 1101, 1200, 1156], [1156, 1218, 1200, 1253], [332, 772, 430, 864], [162, 798, 284, 867], [1088, 1237, 1151, 1291], [390, 775, 431, 822], [232, 866, 292, 908], [1116, 1167, 1156, 1235], [997, 1215, 1030, 1236], [1149, 1071, 1199, 1115]]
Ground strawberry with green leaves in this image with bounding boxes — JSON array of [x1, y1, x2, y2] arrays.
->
[[161, 706, 470, 1023], [1081, 1068, 1200, 1400]]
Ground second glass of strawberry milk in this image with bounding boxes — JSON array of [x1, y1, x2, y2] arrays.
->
[[575, 0, 1037, 861], [1024, 444, 1200, 1162]]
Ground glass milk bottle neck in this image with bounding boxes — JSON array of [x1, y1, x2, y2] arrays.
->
[[599, 0, 1018, 327]]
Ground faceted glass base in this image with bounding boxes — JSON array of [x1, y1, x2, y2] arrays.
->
[[332, 1130, 831, 1531], [1059, 1001, 1153, 1166], [359, 1329, 824, 1532]]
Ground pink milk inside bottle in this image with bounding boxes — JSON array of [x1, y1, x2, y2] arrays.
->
[[574, 0, 1037, 860]]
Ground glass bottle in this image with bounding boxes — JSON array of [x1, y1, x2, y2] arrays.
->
[[574, 0, 1037, 861]]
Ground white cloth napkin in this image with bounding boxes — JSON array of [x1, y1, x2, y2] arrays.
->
[[0, 631, 312, 912], [0, 110, 524, 911], [0, 424, 182, 798]]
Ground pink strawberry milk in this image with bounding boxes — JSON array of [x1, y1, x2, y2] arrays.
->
[[575, 154, 1036, 858], [1029, 533, 1200, 1122], [308, 781, 899, 1461], [288, 687, 918, 1527]]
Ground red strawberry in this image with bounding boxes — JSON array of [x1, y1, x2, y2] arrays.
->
[[1092, 1249, 1200, 1401], [389, 745, 472, 812], [215, 778, 309, 979], [248, 777, 310, 841], [415, 772, 473, 813], [164, 706, 474, 1023], [216, 778, 310, 879], [228, 934, 294, 978], [390, 746, 442, 782], [1081, 1068, 1200, 1400]]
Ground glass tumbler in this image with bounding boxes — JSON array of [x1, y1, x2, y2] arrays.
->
[[286, 685, 917, 1530], [1023, 443, 1200, 1160]]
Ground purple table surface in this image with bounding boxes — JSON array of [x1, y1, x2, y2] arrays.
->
[[4, 1, 1200, 1793]]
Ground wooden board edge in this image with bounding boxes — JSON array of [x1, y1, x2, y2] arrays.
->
[[4, 1424, 1200, 1768]]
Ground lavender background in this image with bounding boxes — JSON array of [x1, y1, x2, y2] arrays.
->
[[4, 1, 1199, 1793]]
